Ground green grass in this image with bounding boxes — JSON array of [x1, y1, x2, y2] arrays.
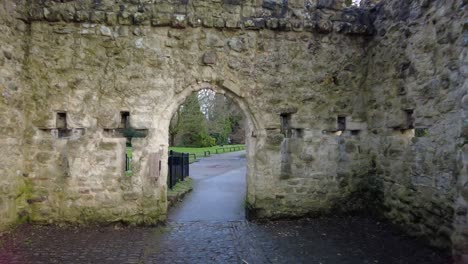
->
[[167, 177, 194, 208], [125, 147, 133, 176], [126, 147, 133, 158], [125, 144, 246, 166], [168, 177, 193, 196], [169, 144, 245, 162]]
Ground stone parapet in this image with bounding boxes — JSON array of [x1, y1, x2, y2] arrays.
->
[[26, 0, 375, 35]]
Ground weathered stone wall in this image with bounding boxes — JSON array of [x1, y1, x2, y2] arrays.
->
[[22, 5, 371, 223], [0, 0, 466, 260], [0, 1, 28, 230], [27, 0, 374, 35], [363, 0, 467, 257], [9, 0, 376, 225]]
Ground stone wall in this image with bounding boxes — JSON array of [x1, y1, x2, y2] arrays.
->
[[364, 0, 467, 257], [22, 6, 370, 224], [0, 0, 466, 260], [27, 0, 374, 35], [0, 1, 28, 230]]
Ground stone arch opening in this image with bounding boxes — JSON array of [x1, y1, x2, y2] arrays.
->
[[150, 82, 261, 219]]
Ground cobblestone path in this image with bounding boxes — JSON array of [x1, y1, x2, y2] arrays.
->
[[0, 216, 451, 264], [0, 152, 451, 263]]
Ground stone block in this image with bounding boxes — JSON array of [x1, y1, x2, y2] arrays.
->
[[188, 16, 203, 27], [462, 95, 468, 110], [118, 11, 133, 25], [291, 20, 304, 32], [316, 20, 333, 33], [154, 3, 175, 13], [100, 142, 117, 151], [202, 51, 217, 65], [133, 12, 150, 25], [266, 18, 279, 29], [267, 133, 285, 146], [43, 8, 61, 22], [289, 0, 305, 8], [221, 79, 243, 97], [90, 11, 106, 23], [243, 18, 265, 29], [99, 25, 113, 37], [346, 120, 367, 131], [29, 7, 45, 21], [213, 18, 226, 28], [225, 19, 240, 28], [228, 37, 245, 52], [171, 14, 187, 28], [224, 0, 242, 5], [105, 12, 118, 25], [202, 16, 214, 27], [317, 0, 337, 9], [386, 111, 407, 129]]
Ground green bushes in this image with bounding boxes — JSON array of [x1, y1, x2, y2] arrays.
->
[[181, 132, 216, 148]]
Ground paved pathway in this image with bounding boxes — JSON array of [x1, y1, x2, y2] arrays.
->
[[0, 151, 452, 264], [169, 151, 247, 222]]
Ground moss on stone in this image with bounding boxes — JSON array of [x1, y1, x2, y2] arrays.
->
[[53, 205, 164, 226], [13, 179, 33, 224]]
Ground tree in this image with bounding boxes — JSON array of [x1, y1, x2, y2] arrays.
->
[[169, 108, 182, 146], [203, 91, 245, 145], [173, 93, 215, 147], [169, 90, 245, 147]]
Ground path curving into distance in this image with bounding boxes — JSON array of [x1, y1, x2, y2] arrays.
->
[[168, 150, 247, 222]]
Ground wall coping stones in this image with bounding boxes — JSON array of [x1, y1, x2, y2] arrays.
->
[[25, 1, 375, 35]]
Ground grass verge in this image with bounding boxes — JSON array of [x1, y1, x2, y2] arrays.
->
[[169, 144, 245, 163], [167, 178, 193, 208], [126, 144, 246, 164]]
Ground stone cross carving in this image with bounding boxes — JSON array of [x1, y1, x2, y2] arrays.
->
[[104, 112, 148, 139], [55, 112, 72, 138], [40, 112, 84, 139]]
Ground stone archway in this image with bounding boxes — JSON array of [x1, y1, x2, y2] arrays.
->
[[151, 82, 262, 217]]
